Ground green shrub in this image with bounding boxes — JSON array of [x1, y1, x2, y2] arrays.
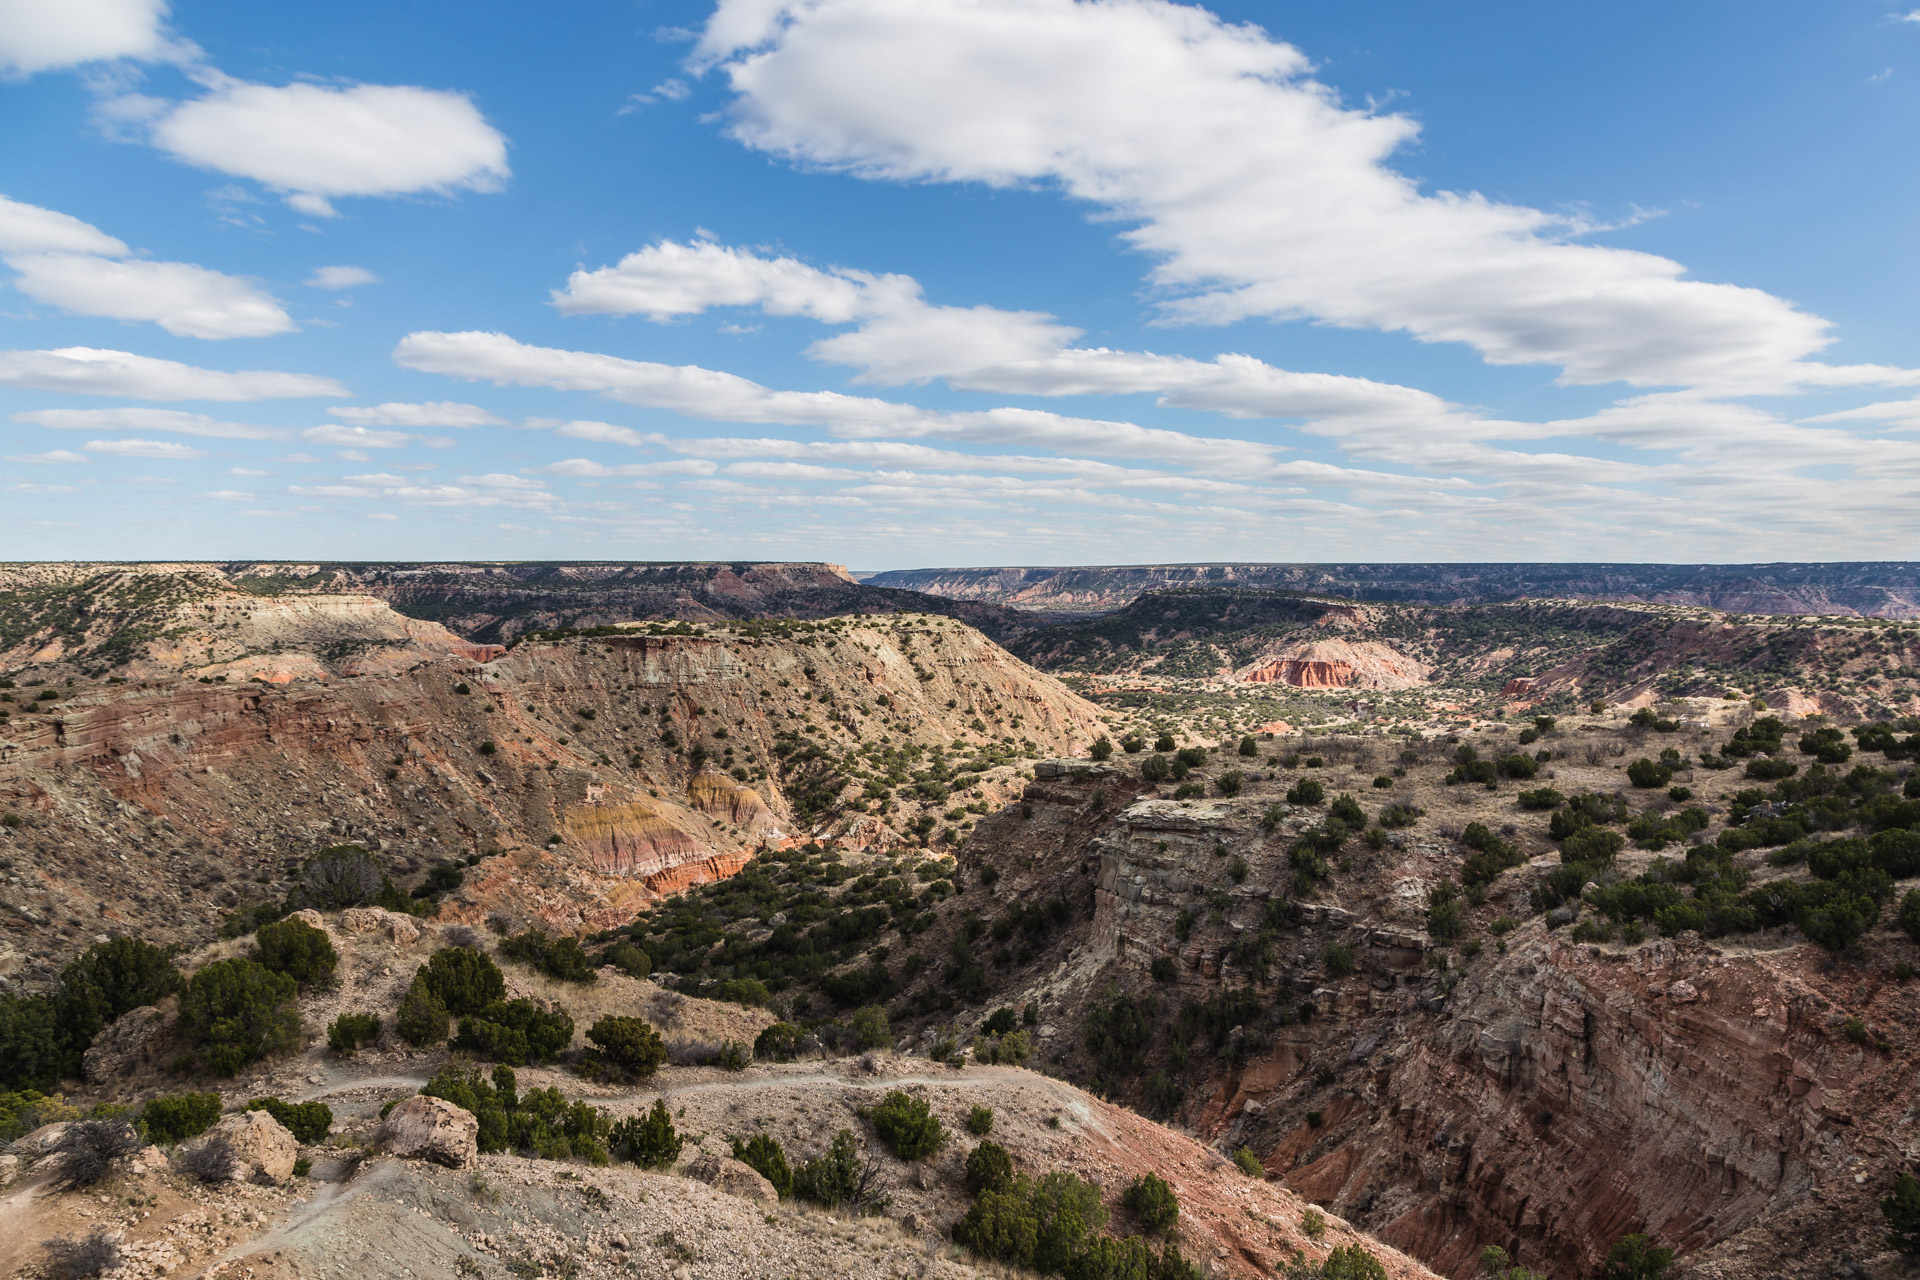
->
[[733, 1132, 792, 1198], [1899, 889, 1920, 945], [587, 1017, 668, 1080], [868, 1089, 946, 1160], [0, 1089, 77, 1142], [1625, 759, 1672, 788], [1599, 1233, 1674, 1280], [1321, 1245, 1391, 1280], [326, 1012, 380, 1055], [1324, 944, 1355, 977], [1517, 788, 1565, 810], [454, 999, 574, 1066], [178, 958, 299, 1075], [1287, 779, 1325, 806], [848, 1005, 892, 1051], [605, 943, 651, 979], [58, 937, 182, 1043], [965, 1139, 1014, 1195], [292, 845, 394, 911], [754, 1022, 807, 1063], [711, 977, 771, 1007], [793, 1130, 880, 1211], [247, 1097, 332, 1143], [611, 1098, 682, 1168], [499, 929, 598, 984], [138, 1092, 221, 1144], [966, 1105, 994, 1136], [395, 980, 450, 1047], [254, 918, 338, 988], [424, 1065, 610, 1162], [1232, 1146, 1263, 1178], [1090, 737, 1114, 761], [1150, 955, 1177, 983], [975, 1030, 1034, 1066], [0, 996, 67, 1092], [1123, 1172, 1178, 1235], [1885, 1171, 1920, 1257], [954, 1169, 1107, 1272], [416, 947, 506, 1015]]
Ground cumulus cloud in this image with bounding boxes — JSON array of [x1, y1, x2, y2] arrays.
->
[[146, 80, 510, 216], [301, 424, 423, 449], [4, 448, 87, 463], [82, 437, 203, 458], [306, 265, 379, 289], [693, 0, 1904, 393], [0, 193, 293, 338], [0, 346, 347, 399], [326, 400, 502, 427], [6, 252, 293, 338], [394, 329, 1268, 468], [0, 0, 179, 76], [13, 407, 287, 439], [292, 470, 557, 508], [0, 194, 128, 255]]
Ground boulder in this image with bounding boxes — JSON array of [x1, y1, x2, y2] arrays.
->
[[15, 1122, 70, 1156], [205, 1109, 298, 1185], [339, 907, 421, 945], [682, 1141, 778, 1204], [83, 1004, 168, 1084], [380, 1095, 478, 1168]]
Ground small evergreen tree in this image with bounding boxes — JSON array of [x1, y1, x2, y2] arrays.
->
[[611, 1098, 682, 1168], [732, 1132, 793, 1198], [254, 918, 338, 988], [1884, 1172, 1920, 1257]]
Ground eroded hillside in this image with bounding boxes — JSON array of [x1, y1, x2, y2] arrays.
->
[[0, 577, 1104, 983]]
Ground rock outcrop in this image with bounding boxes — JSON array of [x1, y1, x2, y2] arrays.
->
[[1236, 639, 1429, 690], [201, 1110, 298, 1185], [682, 1140, 780, 1203], [82, 1005, 169, 1083], [380, 1095, 479, 1168]]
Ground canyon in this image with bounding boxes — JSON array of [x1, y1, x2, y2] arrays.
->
[[870, 562, 1920, 620]]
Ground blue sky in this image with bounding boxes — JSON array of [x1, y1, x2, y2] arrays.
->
[[2, 0, 1918, 567]]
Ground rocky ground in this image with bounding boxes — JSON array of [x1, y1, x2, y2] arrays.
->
[[1, 913, 1439, 1280]]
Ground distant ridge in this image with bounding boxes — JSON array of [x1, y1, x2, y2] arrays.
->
[[865, 562, 1920, 618]]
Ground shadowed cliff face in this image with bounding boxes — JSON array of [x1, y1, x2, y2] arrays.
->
[[925, 756, 1920, 1280], [1252, 935, 1882, 1279]]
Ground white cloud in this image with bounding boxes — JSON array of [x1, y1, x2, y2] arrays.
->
[[306, 265, 379, 289], [200, 488, 252, 499], [147, 81, 510, 215], [14, 407, 287, 439], [694, 0, 1901, 393], [326, 400, 502, 427], [0, 0, 177, 76], [0, 194, 127, 255], [301, 424, 415, 449], [0, 194, 293, 338], [530, 457, 720, 478], [292, 470, 557, 508], [394, 329, 1265, 467], [555, 239, 869, 321], [0, 346, 347, 399], [82, 437, 203, 458], [229, 467, 268, 476], [4, 448, 87, 463]]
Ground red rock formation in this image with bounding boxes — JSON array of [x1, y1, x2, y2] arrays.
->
[[1244, 658, 1357, 688], [1235, 639, 1430, 691]]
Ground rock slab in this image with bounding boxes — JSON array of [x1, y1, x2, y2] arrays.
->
[[381, 1095, 478, 1168], [205, 1109, 298, 1185]]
